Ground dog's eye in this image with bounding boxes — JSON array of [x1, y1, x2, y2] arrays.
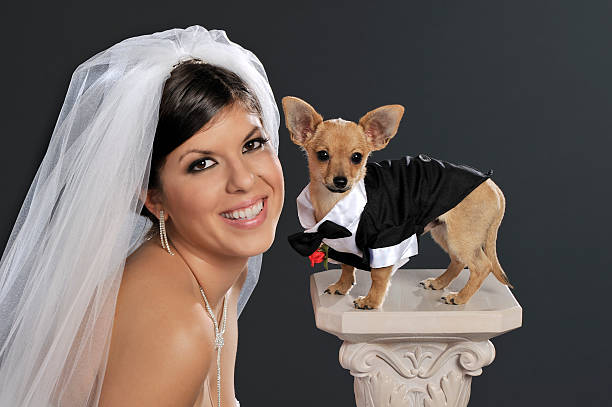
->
[[317, 150, 329, 161], [351, 152, 362, 164]]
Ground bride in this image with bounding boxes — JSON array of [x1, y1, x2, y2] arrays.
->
[[0, 25, 284, 407]]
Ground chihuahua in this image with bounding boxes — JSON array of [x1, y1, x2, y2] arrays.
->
[[283, 96, 513, 309]]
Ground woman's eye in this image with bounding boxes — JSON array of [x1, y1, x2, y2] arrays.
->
[[243, 137, 270, 153], [189, 158, 217, 172]]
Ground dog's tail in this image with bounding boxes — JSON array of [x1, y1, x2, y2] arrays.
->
[[484, 183, 514, 289]]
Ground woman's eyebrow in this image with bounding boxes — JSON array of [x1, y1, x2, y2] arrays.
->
[[179, 125, 261, 163]]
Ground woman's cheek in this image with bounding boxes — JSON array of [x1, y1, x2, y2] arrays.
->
[[177, 180, 216, 218], [267, 153, 283, 184]]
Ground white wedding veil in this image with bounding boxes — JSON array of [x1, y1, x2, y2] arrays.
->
[[0, 25, 279, 406]]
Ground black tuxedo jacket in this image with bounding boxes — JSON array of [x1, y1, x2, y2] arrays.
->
[[289, 154, 492, 271]]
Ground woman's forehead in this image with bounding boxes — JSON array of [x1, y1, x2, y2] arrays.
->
[[198, 104, 261, 136]]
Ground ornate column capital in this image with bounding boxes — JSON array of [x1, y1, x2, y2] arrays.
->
[[339, 339, 495, 407]]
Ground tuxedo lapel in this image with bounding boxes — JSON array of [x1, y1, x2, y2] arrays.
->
[[296, 180, 367, 259]]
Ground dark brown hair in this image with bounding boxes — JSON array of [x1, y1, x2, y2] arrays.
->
[[141, 59, 263, 225]]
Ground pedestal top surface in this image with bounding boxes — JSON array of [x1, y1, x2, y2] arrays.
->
[[310, 268, 522, 342]]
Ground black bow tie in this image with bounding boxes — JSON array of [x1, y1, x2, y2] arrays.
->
[[288, 220, 352, 256]]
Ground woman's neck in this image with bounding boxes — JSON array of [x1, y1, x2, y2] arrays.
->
[[164, 224, 247, 316]]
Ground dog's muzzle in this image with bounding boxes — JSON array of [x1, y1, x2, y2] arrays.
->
[[325, 184, 350, 193]]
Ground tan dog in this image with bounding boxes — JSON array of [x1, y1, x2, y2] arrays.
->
[[282, 96, 513, 309]]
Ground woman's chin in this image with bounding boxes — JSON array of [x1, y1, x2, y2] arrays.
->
[[225, 233, 275, 258]]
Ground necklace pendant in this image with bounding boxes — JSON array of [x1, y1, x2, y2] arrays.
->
[[214, 332, 224, 349]]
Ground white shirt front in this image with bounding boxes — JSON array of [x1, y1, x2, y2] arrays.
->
[[296, 179, 419, 273]]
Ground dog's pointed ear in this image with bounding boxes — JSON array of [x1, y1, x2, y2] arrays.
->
[[281, 96, 323, 146], [358, 105, 405, 151]]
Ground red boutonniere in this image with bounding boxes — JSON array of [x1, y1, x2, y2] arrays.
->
[[308, 243, 329, 270]]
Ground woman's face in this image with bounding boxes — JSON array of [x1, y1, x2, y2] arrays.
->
[[150, 103, 284, 261]]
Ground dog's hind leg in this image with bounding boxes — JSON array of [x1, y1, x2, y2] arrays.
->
[[442, 247, 491, 305], [420, 255, 465, 290], [435, 180, 500, 304], [420, 223, 466, 290], [324, 263, 356, 295]]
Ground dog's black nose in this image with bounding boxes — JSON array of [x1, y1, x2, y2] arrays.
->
[[333, 176, 347, 188]]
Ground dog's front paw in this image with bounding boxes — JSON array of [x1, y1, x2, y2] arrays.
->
[[323, 280, 354, 296], [419, 277, 442, 290], [441, 292, 465, 305], [353, 295, 380, 310]]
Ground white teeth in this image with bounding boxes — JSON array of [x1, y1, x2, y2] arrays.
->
[[222, 199, 264, 220]]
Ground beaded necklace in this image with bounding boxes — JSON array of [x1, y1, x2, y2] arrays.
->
[[168, 239, 228, 407]]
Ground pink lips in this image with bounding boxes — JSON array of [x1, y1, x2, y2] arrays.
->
[[222, 195, 267, 212], [220, 197, 268, 229]]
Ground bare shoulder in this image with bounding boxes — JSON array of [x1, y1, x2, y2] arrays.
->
[[100, 240, 213, 407]]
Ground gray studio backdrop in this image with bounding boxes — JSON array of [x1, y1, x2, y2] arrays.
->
[[2, 1, 609, 406]]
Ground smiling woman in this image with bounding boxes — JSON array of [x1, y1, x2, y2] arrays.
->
[[102, 55, 284, 407], [0, 26, 283, 407]]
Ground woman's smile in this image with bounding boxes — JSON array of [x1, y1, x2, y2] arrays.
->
[[219, 196, 269, 229]]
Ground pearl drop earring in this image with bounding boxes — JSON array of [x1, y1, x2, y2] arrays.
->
[[158, 209, 174, 256]]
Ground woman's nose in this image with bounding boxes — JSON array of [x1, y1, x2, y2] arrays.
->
[[226, 157, 256, 193]]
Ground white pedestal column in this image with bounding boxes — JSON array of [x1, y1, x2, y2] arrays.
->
[[310, 269, 522, 407]]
